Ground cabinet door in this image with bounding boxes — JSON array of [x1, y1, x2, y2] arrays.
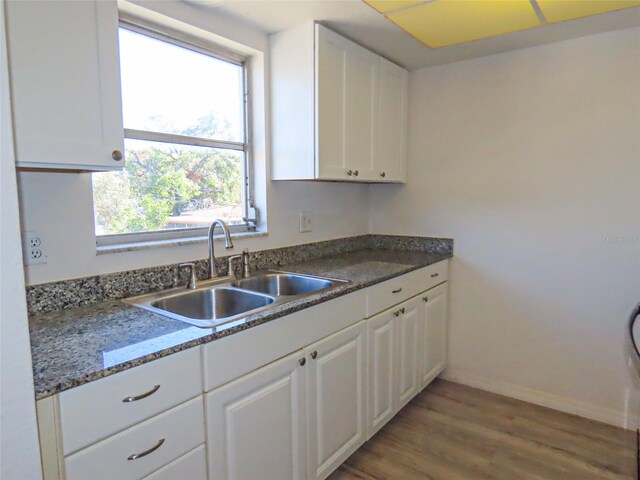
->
[[376, 58, 408, 182], [6, 0, 124, 171], [315, 25, 347, 180], [396, 298, 420, 410], [418, 283, 448, 389], [367, 309, 396, 438], [306, 320, 366, 480], [315, 24, 377, 182], [206, 350, 307, 480], [343, 42, 378, 181]]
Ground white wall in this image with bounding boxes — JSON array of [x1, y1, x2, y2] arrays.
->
[[19, 174, 369, 284], [18, 0, 369, 285], [0, 1, 43, 477], [369, 27, 640, 426]]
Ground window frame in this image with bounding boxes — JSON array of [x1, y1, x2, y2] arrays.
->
[[95, 14, 255, 247]]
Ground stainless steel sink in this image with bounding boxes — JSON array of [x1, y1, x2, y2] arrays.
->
[[125, 271, 348, 329], [232, 272, 336, 296], [152, 287, 274, 320], [126, 286, 275, 328]]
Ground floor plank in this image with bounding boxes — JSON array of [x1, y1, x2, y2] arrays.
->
[[329, 379, 636, 480]]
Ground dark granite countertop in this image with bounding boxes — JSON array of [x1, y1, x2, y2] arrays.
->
[[29, 249, 451, 399]]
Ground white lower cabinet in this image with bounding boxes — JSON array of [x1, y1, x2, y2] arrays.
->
[[418, 283, 449, 389], [59, 347, 202, 455], [396, 297, 420, 410], [205, 321, 367, 480], [39, 262, 449, 480], [366, 281, 449, 437], [305, 321, 367, 480], [206, 350, 308, 480], [65, 397, 204, 480], [367, 310, 396, 437]]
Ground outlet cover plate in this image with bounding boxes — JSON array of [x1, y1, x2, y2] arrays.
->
[[23, 230, 47, 265]]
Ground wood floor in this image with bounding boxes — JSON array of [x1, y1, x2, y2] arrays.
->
[[329, 379, 636, 480]]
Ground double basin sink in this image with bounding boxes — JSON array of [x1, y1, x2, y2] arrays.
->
[[126, 271, 348, 328]]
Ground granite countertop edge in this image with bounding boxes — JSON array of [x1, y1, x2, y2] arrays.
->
[[31, 251, 452, 400]]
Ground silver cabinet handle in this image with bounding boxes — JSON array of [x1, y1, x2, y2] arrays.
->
[[122, 384, 160, 403], [127, 438, 165, 461], [112, 150, 123, 161], [299, 357, 306, 366], [628, 303, 640, 363], [430, 273, 439, 278], [392, 288, 403, 294], [353, 170, 359, 176], [310, 351, 318, 359], [346, 170, 353, 176]]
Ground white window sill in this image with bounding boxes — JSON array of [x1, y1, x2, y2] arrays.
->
[[96, 230, 268, 255]]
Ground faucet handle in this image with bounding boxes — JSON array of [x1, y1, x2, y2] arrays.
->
[[242, 249, 250, 278], [226, 255, 243, 278], [179, 263, 197, 289]]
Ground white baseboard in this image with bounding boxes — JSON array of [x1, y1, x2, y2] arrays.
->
[[441, 369, 636, 430]]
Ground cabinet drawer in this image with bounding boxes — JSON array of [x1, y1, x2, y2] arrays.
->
[[365, 261, 448, 317], [422, 259, 449, 292], [65, 397, 204, 480], [59, 346, 202, 454], [144, 445, 206, 480]]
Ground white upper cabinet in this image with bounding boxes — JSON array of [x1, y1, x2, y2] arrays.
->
[[5, 0, 124, 171], [271, 23, 407, 183], [314, 26, 347, 179], [377, 58, 408, 182], [340, 36, 378, 181]]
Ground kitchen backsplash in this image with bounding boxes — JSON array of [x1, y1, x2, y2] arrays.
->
[[25, 234, 453, 316]]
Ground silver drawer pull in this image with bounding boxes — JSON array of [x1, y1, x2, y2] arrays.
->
[[430, 273, 439, 278], [122, 384, 160, 403], [127, 438, 165, 461], [392, 288, 403, 294]]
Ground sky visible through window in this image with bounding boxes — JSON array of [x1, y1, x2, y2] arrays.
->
[[119, 28, 243, 141], [93, 27, 245, 237]]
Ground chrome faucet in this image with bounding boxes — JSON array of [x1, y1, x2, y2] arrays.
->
[[208, 219, 234, 278]]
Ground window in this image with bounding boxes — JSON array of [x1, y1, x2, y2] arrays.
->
[[93, 20, 254, 243]]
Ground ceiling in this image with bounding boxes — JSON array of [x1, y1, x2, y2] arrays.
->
[[191, 0, 640, 69], [365, 0, 640, 48]]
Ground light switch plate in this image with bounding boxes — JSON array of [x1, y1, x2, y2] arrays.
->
[[299, 211, 313, 233]]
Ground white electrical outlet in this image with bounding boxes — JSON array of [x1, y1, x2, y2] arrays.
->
[[299, 211, 313, 233], [23, 231, 47, 265]]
